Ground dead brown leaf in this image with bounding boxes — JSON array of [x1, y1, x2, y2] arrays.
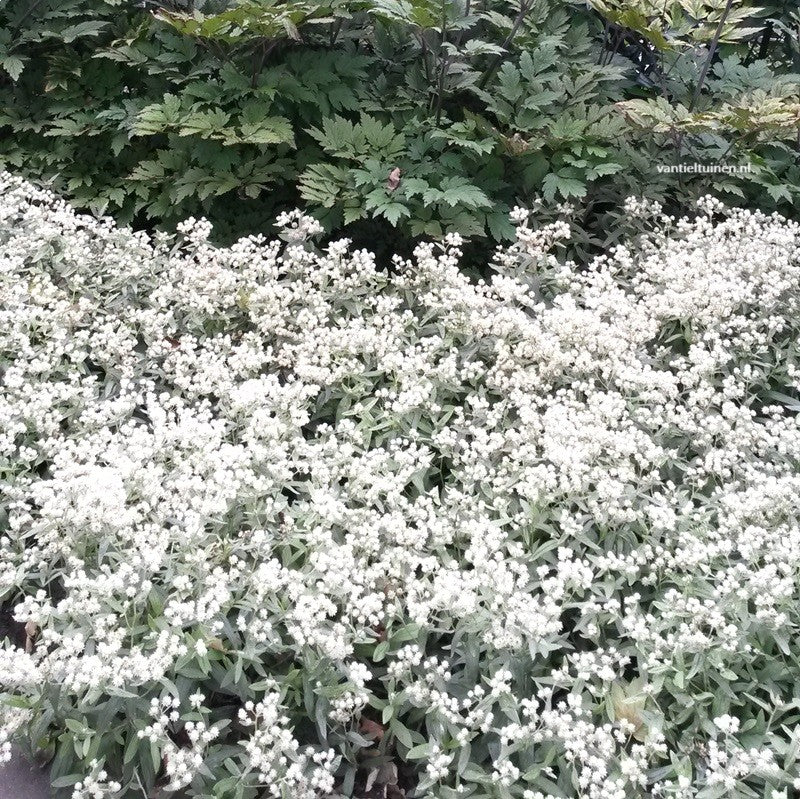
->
[[359, 717, 385, 741], [386, 168, 401, 192]]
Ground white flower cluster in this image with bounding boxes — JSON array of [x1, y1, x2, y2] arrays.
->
[[71, 760, 122, 799], [1, 172, 799, 798], [238, 692, 336, 797], [0, 706, 31, 764], [136, 694, 220, 791], [329, 662, 371, 724]]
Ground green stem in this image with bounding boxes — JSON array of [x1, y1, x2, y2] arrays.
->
[[433, 0, 449, 121], [330, 18, 344, 47], [477, 0, 532, 89], [416, 31, 433, 85], [689, 0, 735, 112]]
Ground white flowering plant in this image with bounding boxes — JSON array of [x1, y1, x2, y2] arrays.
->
[[1, 172, 800, 799]]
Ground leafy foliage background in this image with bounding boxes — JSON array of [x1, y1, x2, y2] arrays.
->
[[0, 0, 799, 259]]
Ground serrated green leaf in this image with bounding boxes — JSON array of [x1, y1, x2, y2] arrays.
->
[[1, 56, 24, 81]]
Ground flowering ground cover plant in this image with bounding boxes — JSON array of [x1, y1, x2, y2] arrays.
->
[[1, 170, 800, 799]]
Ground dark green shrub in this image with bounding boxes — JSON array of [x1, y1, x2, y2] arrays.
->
[[0, 0, 798, 255]]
